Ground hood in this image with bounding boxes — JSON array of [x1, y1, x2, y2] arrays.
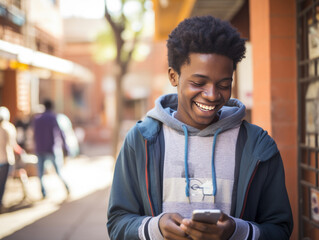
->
[[146, 93, 246, 137], [242, 121, 279, 162]]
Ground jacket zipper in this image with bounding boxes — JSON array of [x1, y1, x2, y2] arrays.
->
[[240, 160, 260, 219], [145, 140, 155, 216]]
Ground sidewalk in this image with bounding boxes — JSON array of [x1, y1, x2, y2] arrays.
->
[[0, 144, 114, 240]]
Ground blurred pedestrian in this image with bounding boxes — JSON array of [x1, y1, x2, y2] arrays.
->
[[0, 107, 22, 213], [33, 99, 70, 199]]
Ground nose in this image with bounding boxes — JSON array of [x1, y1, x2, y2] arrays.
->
[[202, 85, 220, 101]]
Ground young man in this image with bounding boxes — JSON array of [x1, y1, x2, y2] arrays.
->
[[107, 15, 293, 240]]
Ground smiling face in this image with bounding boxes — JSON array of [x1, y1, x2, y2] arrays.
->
[[169, 53, 234, 130]]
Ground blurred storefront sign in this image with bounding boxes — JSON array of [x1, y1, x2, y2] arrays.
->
[[0, 39, 93, 82]]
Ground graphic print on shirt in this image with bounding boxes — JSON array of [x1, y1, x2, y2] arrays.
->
[[180, 161, 214, 201], [190, 178, 214, 201]]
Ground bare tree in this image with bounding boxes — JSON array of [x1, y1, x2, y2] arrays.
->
[[103, 0, 148, 158]]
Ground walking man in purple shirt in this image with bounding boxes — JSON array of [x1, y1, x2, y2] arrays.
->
[[33, 99, 70, 198]]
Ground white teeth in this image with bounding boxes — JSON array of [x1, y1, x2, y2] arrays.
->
[[195, 102, 216, 111]]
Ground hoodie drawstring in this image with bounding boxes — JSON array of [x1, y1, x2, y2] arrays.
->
[[182, 125, 190, 199], [211, 128, 222, 197], [182, 125, 222, 202]]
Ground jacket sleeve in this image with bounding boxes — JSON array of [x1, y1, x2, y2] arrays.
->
[[107, 127, 150, 240], [245, 152, 293, 240]]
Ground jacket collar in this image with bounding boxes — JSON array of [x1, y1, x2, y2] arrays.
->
[[136, 117, 162, 142]]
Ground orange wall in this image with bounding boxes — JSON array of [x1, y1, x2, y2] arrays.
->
[[250, 0, 298, 239], [250, 0, 272, 132], [2, 70, 18, 122]]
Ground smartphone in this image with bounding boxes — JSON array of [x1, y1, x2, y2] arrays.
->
[[192, 209, 221, 224]]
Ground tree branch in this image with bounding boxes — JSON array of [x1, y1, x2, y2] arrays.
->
[[104, 0, 125, 65], [122, 31, 139, 72], [104, 0, 118, 34]]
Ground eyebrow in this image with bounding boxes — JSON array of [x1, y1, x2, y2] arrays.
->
[[192, 74, 209, 79], [191, 74, 233, 81]]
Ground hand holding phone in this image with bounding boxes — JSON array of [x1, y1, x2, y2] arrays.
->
[[192, 209, 221, 224]]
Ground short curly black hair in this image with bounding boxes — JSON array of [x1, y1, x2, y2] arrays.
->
[[167, 15, 246, 75]]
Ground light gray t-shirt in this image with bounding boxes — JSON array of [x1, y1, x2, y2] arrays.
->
[[162, 124, 240, 218]]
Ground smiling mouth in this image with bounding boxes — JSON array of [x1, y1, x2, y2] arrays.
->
[[195, 102, 216, 111]]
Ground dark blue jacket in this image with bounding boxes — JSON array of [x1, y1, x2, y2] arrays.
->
[[107, 118, 293, 239]]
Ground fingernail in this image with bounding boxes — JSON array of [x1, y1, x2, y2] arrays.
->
[[180, 224, 186, 230], [183, 219, 191, 225]]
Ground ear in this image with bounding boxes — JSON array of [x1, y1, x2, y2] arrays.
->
[[168, 67, 179, 87]]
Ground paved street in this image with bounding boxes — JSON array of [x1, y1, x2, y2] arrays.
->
[[0, 144, 114, 240]]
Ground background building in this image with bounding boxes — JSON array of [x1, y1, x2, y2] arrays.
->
[[0, 0, 93, 127]]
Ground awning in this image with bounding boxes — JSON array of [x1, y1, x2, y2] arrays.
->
[[0, 39, 94, 82], [152, 0, 245, 41], [152, 0, 196, 41]]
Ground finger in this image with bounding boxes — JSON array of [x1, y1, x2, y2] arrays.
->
[[164, 233, 192, 240], [160, 213, 191, 239], [181, 224, 219, 240], [163, 226, 192, 240], [218, 211, 227, 222], [216, 214, 236, 239], [182, 219, 218, 233], [171, 213, 184, 225]]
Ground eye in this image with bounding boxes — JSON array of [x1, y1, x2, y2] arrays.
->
[[217, 80, 232, 90], [191, 81, 205, 87]]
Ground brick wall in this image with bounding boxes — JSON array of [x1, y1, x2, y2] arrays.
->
[[250, 0, 298, 239]]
